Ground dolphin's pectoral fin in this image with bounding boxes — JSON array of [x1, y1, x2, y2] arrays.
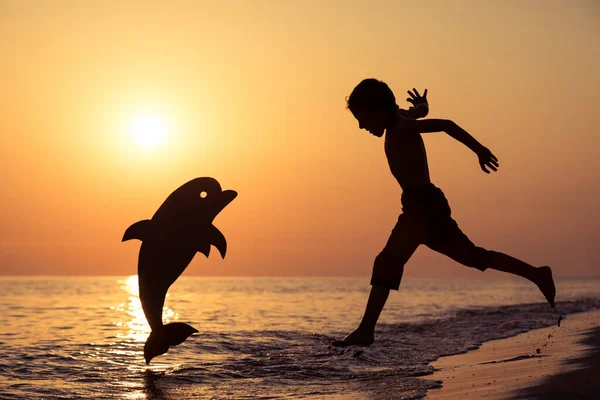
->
[[197, 225, 227, 258], [122, 219, 153, 242], [209, 225, 227, 259], [197, 241, 211, 258]]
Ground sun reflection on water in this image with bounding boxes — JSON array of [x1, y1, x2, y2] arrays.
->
[[113, 275, 177, 343]]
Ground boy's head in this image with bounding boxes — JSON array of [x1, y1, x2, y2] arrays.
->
[[346, 78, 397, 137]]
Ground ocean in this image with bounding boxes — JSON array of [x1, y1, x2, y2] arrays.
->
[[0, 276, 599, 399]]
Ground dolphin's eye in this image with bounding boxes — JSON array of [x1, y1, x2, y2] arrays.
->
[[200, 191, 208, 199]]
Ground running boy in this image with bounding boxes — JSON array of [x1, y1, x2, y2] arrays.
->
[[334, 78, 556, 347]]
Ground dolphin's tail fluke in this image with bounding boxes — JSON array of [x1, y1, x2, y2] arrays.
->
[[164, 322, 199, 346], [144, 322, 198, 364]]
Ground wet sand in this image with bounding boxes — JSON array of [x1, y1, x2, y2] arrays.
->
[[425, 309, 600, 399]]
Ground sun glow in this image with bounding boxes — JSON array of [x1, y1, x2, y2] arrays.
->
[[114, 275, 176, 344], [129, 114, 167, 150]]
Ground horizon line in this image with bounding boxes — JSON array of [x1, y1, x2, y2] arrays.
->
[[0, 274, 597, 280]]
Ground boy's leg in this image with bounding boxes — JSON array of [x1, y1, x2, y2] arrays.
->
[[427, 220, 556, 307], [332, 285, 390, 347], [333, 215, 424, 347]]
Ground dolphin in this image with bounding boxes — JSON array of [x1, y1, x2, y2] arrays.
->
[[122, 177, 237, 364]]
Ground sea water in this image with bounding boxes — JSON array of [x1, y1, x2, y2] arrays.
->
[[0, 276, 598, 399]]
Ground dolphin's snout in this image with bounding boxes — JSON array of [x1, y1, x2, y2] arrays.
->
[[221, 190, 237, 206]]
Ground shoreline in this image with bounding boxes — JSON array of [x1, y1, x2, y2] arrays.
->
[[424, 309, 600, 399]]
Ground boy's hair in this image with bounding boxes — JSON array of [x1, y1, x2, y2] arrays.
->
[[346, 78, 397, 114]]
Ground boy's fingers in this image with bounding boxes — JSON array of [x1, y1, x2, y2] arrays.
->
[[491, 155, 498, 162], [481, 164, 490, 173], [488, 163, 497, 171], [423, 88, 428, 98], [413, 88, 421, 97], [491, 160, 499, 167], [407, 90, 416, 99]]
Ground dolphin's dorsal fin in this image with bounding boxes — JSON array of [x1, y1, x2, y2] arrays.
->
[[122, 219, 153, 242]]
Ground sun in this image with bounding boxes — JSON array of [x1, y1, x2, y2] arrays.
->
[[129, 114, 167, 150]]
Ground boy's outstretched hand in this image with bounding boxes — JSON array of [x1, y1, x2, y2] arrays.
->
[[407, 88, 428, 108], [477, 147, 499, 173]]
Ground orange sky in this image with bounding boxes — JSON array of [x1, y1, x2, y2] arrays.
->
[[1, 0, 598, 278]]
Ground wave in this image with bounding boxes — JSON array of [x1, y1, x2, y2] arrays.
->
[[0, 297, 598, 399]]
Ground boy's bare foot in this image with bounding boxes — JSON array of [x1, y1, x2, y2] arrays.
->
[[332, 328, 374, 347], [536, 266, 556, 308]]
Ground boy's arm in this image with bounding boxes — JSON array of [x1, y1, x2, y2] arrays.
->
[[398, 88, 429, 119], [398, 118, 500, 173], [399, 104, 428, 119]]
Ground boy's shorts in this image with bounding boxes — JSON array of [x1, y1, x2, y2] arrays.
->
[[370, 184, 488, 290]]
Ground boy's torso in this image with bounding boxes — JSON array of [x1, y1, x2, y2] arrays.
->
[[384, 128, 432, 190]]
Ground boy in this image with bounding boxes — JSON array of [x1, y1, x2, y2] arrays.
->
[[333, 78, 556, 347]]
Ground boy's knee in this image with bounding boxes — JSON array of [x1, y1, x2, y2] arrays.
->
[[468, 246, 490, 271], [371, 252, 404, 290]]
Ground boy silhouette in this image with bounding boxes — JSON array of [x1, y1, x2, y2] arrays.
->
[[334, 78, 556, 347]]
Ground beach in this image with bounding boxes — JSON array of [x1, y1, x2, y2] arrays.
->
[[426, 309, 600, 399]]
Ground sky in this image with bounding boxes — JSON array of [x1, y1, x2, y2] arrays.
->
[[0, 0, 598, 278]]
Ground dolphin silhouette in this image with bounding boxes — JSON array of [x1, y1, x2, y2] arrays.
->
[[122, 177, 237, 364]]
